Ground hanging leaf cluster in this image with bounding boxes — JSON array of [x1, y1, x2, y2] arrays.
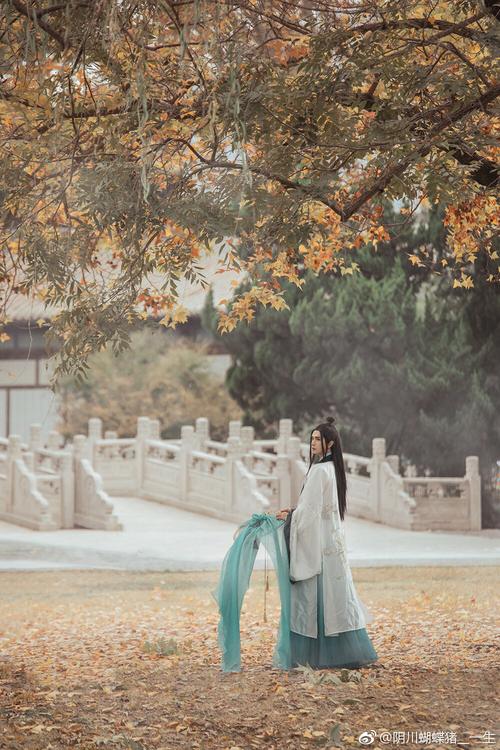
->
[[1, 0, 498, 378]]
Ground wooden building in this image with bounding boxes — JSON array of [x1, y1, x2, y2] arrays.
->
[[0, 252, 241, 440]]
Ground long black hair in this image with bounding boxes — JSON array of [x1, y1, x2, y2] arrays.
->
[[306, 416, 347, 521]]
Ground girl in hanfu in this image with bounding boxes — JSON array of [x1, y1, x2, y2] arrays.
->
[[276, 417, 379, 670]]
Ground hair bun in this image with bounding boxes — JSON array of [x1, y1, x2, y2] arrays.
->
[[326, 416, 336, 424]]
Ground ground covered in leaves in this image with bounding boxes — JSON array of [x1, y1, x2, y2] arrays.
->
[[0, 566, 498, 750]]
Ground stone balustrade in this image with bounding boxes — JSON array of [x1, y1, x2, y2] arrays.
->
[[0, 427, 121, 531], [0, 416, 482, 531]]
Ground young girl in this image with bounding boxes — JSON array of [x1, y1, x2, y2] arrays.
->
[[276, 417, 378, 669]]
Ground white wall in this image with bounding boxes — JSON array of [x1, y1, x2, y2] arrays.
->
[[0, 358, 61, 441], [8, 388, 61, 441]]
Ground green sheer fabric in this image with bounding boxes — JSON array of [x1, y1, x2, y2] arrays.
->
[[211, 512, 292, 672], [211, 511, 378, 673]]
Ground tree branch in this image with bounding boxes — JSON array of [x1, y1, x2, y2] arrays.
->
[[9, 0, 68, 48], [179, 140, 345, 218], [343, 83, 500, 220], [439, 143, 499, 187], [346, 12, 486, 42]]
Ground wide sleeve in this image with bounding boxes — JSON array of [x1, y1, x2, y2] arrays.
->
[[289, 466, 328, 582]]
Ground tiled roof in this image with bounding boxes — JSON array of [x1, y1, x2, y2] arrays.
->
[[4, 250, 244, 322], [3, 292, 60, 322]]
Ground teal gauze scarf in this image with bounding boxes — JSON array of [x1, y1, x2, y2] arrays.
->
[[210, 512, 292, 672]]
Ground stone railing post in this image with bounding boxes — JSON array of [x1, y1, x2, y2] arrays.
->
[[135, 416, 151, 495], [74, 433, 96, 523], [60, 451, 74, 528], [276, 453, 291, 508], [241, 425, 255, 455], [73, 436, 85, 462], [23, 451, 35, 472], [225, 436, 243, 513], [228, 420, 241, 440], [6, 435, 22, 512], [87, 417, 102, 465], [73, 435, 85, 502], [286, 436, 303, 507], [276, 418, 293, 455], [80, 435, 92, 461], [47, 430, 60, 450], [466, 456, 482, 531], [179, 424, 195, 503], [150, 419, 161, 440], [29, 423, 42, 453], [195, 417, 210, 451], [370, 437, 386, 521]]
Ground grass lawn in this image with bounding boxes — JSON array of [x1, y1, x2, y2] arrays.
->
[[0, 566, 498, 750]]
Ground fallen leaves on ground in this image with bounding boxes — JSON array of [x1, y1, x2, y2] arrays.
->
[[0, 566, 498, 750]]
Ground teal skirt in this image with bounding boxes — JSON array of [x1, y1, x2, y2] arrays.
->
[[290, 569, 378, 670]]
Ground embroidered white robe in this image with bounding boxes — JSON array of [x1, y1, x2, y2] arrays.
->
[[288, 461, 374, 638]]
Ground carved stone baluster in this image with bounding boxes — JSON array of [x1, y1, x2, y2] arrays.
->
[[276, 418, 293, 456], [135, 417, 151, 496], [226, 436, 243, 513], [370, 437, 386, 520], [195, 417, 210, 452], [6, 435, 22, 513], [228, 420, 241, 441], [241, 425, 254, 456], [276, 453, 291, 509], [150, 419, 161, 440], [466, 455, 481, 531], [88, 417, 103, 467], [61, 451, 74, 529], [180, 425, 195, 504]]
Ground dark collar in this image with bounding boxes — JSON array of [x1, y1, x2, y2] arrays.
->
[[317, 452, 333, 464]]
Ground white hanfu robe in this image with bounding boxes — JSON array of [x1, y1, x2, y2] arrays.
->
[[289, 460, 374, 638]]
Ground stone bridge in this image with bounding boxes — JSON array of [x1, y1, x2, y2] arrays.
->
[[0, 417, 482, 533]]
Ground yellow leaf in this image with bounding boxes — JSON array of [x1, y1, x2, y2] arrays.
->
[[173, 305, 189, 324], [271, 298, 289, 311], [376, 81, 388, 99], [462, 275, 474, 289], [30, 725, 46, 734]]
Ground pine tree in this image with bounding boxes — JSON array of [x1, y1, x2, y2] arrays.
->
[[201, 208, 500, 526]]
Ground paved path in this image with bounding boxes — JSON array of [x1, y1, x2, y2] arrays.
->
[[0, 496, 499, 571]]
